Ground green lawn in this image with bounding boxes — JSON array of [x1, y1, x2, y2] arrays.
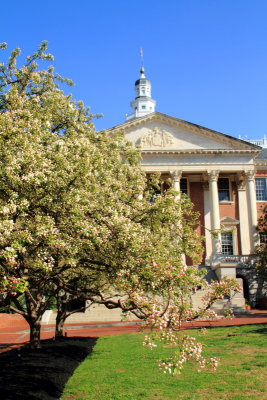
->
[[60, 324, 267, 400]]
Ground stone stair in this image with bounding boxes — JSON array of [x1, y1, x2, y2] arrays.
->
[[191, 265, 246, 313], [41, 265, 246, 325]]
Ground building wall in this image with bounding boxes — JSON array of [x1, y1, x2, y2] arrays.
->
[[188, 178, 242, 259], [219, 181, 241, 254], [188, 181, 206, 264]]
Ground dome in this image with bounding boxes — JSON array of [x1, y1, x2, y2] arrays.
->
[[135, 67, 151, 86]]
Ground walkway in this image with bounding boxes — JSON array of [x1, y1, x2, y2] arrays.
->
[[1, 310, 267, 353]]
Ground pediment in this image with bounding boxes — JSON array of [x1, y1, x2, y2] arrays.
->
[[220, 216, 240, 226], [106, 112, 260, 153]]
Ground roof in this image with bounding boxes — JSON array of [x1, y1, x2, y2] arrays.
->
[[135, 78, 151, 86], [256, 148, 267, 160]]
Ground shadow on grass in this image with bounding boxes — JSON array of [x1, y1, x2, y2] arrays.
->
[[0, 336, 98, 400], [247, 326, 267, 335]]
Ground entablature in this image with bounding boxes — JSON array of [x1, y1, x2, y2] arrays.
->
[[140, 165, 256, 174]]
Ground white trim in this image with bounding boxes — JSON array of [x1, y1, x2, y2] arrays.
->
[[141, 149, 259, 155], [221, 229, 238, 256]]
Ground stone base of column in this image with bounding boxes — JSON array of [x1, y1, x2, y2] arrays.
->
[[230, 278, 246, 309], [210, 298, 246, 313], [212, 267, 246, 310], [213, 263, 237, 279]]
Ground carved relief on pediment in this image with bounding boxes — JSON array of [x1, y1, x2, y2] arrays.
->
[[137, 128, 175, 148]]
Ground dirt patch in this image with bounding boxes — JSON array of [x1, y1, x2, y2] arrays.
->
[[0, 336, 97, 400]]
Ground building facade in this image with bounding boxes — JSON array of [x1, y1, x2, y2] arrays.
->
[[44, 67, 267, 325], [107, 67, 267, 309]]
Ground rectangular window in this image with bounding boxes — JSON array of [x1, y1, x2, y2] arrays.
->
[[255, 178, 267, 201], [180, 178, 188, 195], [218, 178, 230, 201], [221, 232, 233, 255]]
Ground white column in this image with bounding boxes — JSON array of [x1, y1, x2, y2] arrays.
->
[[171, 170, 182, 199], [171, 170, 185, 264], [245, 170, 259, 251], [171, 170, 182, 192], [203, 181, 213, 264], [237, 173, 251, 254], [208, 170, 221, 256]]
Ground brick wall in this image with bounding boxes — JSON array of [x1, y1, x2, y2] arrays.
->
[[187, 182, 205, 264]]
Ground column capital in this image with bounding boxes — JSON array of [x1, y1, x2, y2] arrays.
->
[[171, 170, 182, 182], [244, 170, 255, 181], [236, 172, 246, 190], [207, 170, 220, 182]]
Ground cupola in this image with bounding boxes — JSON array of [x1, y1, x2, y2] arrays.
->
[[126, 66, 156, 121]]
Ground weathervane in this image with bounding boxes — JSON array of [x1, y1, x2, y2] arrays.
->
[[140, 47, 144, 68]]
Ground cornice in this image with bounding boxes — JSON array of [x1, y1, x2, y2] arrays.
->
[[141, 149, 260, 155]]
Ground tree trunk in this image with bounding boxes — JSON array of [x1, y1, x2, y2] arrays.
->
[[55, 309, 67, 337], [29, 318, 42, 349], [12, 292, 45, 349], [55, 291, 69, 338]]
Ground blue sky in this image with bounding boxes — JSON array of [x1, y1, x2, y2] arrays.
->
[[1, 0, 267, 139]]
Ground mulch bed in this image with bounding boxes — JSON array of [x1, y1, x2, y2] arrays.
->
[[0, 336, 98, 400]]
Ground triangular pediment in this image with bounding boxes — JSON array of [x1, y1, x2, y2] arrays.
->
[[221, 216, 240, 226], [106, 112, 260, 153]]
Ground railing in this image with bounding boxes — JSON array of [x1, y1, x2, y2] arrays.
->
[[212, 254, 257, 265], [222, 254, 256, 263], [246, 138, 267, 148]]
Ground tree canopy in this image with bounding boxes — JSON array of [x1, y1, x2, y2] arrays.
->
[[0, 42, 239, 370]]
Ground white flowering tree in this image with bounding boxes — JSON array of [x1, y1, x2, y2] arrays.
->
[[0, 43, 239, 367], [0, 41, 148, 346]]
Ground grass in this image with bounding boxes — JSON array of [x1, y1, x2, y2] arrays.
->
[[60, 324, 267, 400]]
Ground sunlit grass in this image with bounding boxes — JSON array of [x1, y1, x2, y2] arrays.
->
[[61, 324, 267, 400]]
